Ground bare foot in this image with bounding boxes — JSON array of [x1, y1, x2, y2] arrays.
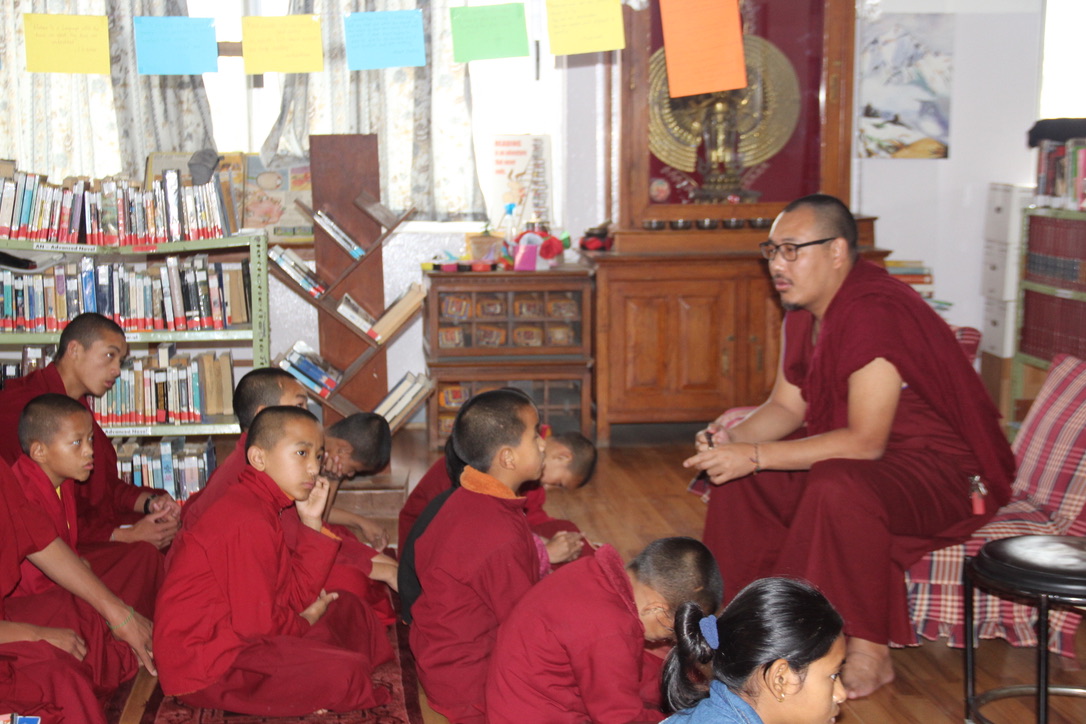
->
[[843, 637, 894, 699]]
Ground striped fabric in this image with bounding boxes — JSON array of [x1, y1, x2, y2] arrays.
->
[[904, 354, 1086, 656]]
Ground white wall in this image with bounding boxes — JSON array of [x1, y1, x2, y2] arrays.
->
[[852, 10, 1043, 329]]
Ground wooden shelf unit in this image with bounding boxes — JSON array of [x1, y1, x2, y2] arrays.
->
[[424, 267, 594, 448]]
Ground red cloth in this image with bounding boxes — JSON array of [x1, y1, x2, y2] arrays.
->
[[156, 466, 391, 712], [409, 466, 540, 724], [400, 458, 589, 556], [0, 364, 164, 542], [486, 545, 664, 723], [0, 457, 137, 722], [185, 435, 391, 623], [703, 260, 1017, 644]]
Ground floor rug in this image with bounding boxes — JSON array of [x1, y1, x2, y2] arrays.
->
[[151, 617, 422, 724]]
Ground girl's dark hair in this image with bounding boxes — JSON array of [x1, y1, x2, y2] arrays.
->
[[661, 577, 843, 713]]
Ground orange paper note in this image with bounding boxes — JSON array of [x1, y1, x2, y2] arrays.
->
[[659, 0, 746, 98]]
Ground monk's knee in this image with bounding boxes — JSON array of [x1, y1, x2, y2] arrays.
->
[[802, 460, 884, 515]]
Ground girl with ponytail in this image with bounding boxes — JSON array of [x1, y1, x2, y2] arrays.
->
[[662, 577, 846, 724]]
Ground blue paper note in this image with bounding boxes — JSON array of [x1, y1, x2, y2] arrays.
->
[[134, 16, 218, 75], [344, 10, 426, 70]]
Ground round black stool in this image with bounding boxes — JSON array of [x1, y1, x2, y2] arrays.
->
[[964, 535, 1086, 723]]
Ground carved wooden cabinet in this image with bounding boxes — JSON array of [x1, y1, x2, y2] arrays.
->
[[591, 252, 777, 444]]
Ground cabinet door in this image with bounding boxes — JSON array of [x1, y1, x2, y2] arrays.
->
[[608, 278, 739, 418], [743, 272, 783, 405]]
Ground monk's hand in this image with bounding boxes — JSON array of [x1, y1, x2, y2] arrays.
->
[[109, 608, 157, 675], [546, 531, 584, 564], [35, 624, 88, 660], [369, 560, 399, 591], [321, 451, 346, 479], [115, 509, 180, 549], [694, 424, 732, 452], [149, 494, 182, 521], [682, 443, 758, 485], [300, 589, 339, 625], [356, 517, 389, 551], [296, 476, 330, 531]]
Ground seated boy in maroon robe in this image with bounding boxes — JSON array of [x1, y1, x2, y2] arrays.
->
[[155, 406, 392, 716], [487, 537, 723, 723], [0, 456, 155, 724], [12, 393, 163, 618], [406, 389, 546, 724], [182, 368, 398, 620], [0, 313, 179, 549], [398, 430, 597, 562]]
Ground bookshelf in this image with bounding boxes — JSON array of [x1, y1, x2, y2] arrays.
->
[[424, 267, 594, 448], [1009, 208, 1086, 420], [0, 232, 270, 440], [270, 134, 430, 427]]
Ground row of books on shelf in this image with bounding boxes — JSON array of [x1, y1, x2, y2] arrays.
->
[[886, 259, 935, 298], [1019, 290, 1086, 361], [376, 372, 435, 431], [115, 437, 216, 502], [1025, 214, 1086, 257], [0, 255, 251, 334], [0, 168, 242, 246], [1026, 252, 1086, 290], [1035, 138, 1086, 211], [0, 344, 55, 389], [90, 348, 236, 427]]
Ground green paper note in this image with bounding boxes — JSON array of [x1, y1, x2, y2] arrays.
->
[[450, 4, 530, 63]]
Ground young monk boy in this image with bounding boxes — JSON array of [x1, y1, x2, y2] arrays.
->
[[0, 455, 155, 724], [407, 388, 545, 724], [12, 393, 163, 618], [0, 313, 179, 549], [182, 368, 398, 617], [486, 537, 723, 722], [154, 406, 391, 716], [397, 430, 597, 552]]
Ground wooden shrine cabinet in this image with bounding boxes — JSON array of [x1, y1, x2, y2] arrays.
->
[[590, 0, 875, 445], [423, 267, 594, 448]]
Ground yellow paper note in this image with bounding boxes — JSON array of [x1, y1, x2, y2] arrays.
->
[[659, 0, 746, 98], [546, 0, 625, 56], [24, 13, 110, 74], [242, 15, 324, 74]]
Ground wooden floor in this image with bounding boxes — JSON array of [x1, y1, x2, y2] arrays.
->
[[392, 422, 1086, 724]]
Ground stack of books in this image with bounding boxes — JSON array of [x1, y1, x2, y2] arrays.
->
[[91, 348, 236, 427], [886, 260, 934, 298], [115, 437, 217, 501], [1035, 138, 1086, 211], [269, 245, 327, 298], [0, 168, 239, 245], [375, 371, 435, 431], [0, 255, 251, 334], [275, 340, 343, 399]]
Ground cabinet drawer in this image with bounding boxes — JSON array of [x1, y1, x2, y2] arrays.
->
[[980, 298, 1017, 358], [981, 240, 1019, 302], [984, 183, 1032, 244]]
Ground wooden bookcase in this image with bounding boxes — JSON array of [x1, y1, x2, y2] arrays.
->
[[1009, 208, 1086, 420], [424, 267, 594, 448]]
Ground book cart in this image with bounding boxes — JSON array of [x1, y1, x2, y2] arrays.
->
[[0, 232, 270, 498], [423, 266, 594, 449], [1009, 208, 1086, 419]]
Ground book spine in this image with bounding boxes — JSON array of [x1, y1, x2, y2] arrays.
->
[[286, 351, 337, 391], [277, 358, 331, 398]]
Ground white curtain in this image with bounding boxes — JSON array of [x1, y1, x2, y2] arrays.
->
[[262, 0, 484, 221], [0, 0, 214, 181]]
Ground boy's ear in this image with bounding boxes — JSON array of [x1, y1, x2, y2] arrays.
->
[[496, 445, 517, 471], [29, 440, 49, 464], [247, 445, 267, 471]]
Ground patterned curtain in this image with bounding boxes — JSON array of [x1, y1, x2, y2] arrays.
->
[[262, 0, 484, 221], [0, 0, 214, 181], [106, 0, 216, 179]]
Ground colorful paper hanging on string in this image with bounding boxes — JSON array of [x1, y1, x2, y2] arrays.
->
[[24, 13, 110, 74], [242, 15, 324, 74]]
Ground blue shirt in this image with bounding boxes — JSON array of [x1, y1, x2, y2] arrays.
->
[[663, 681, 763, 724]]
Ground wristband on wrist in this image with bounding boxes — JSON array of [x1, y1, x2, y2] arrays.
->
[[750, 443, 762, 473], [108, 605, 135, 630]]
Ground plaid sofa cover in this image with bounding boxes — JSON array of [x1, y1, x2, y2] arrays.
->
[[902, 353, 1086, 656]]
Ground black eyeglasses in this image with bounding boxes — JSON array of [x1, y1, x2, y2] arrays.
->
[[758, 237, 836, 261]]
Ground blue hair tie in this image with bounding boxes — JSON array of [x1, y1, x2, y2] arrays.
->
[[699, 614, 719, 649]]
